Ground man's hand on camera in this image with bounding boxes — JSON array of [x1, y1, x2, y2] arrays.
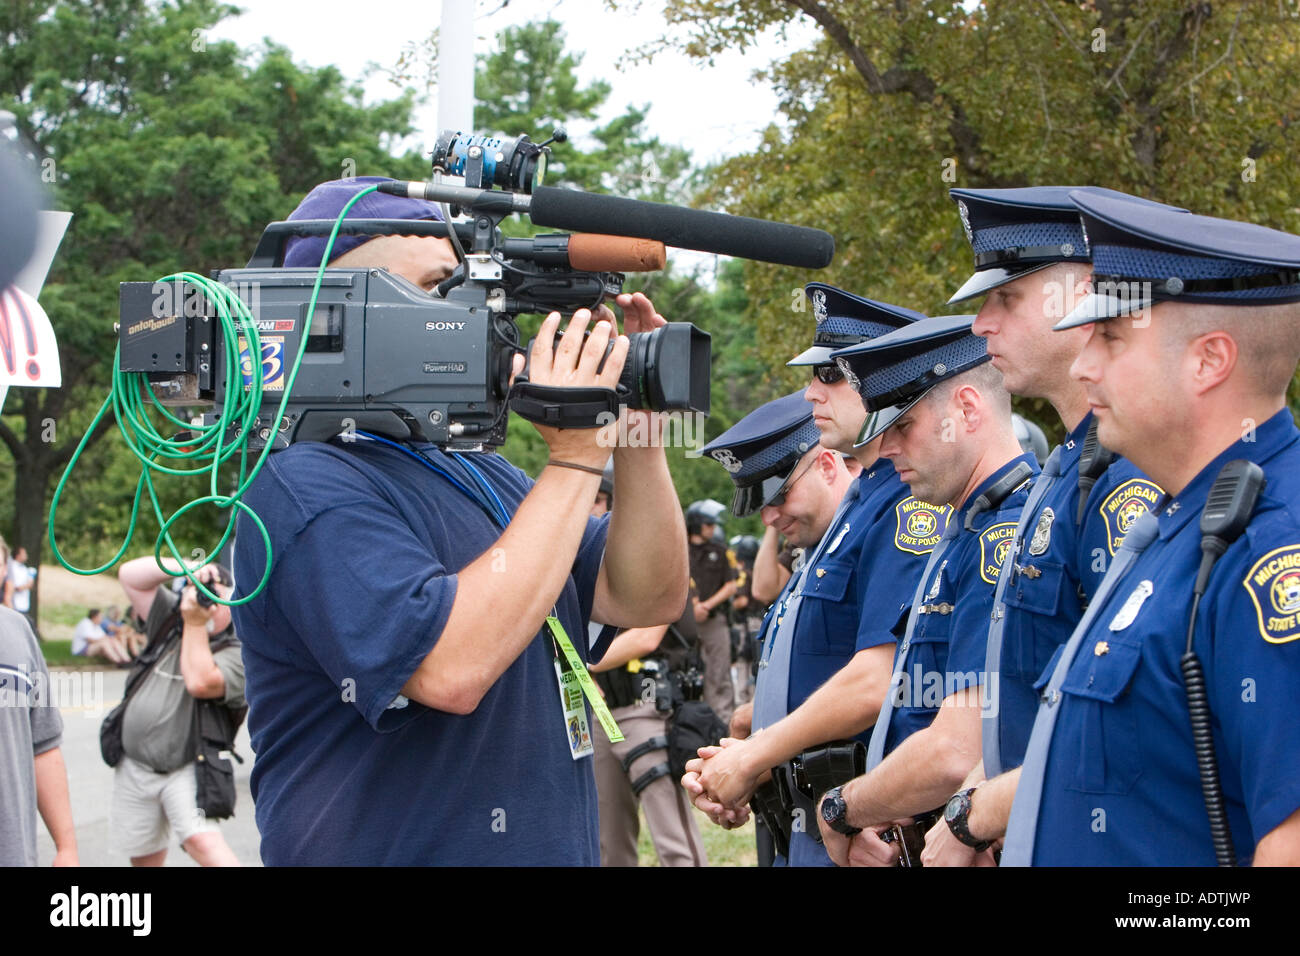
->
[[615, 291, 665, 335], [512, 308, 628, 466], [179, 564, 222, 628]]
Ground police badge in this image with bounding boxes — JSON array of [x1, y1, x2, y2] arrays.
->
[[1028, 507, 1055, 556], [812, 289, 828, 324], [835, 356, 860, 391], [957, 200, 973, 242], [710, 448, 743, 474]]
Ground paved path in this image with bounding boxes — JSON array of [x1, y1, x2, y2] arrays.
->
[[35, 668, 262, 867]]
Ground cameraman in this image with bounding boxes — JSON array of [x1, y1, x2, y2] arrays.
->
[[115, 558, 242, 866], [230, 178, 688, 865]]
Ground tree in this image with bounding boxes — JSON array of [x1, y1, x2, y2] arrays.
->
[[1, 0, 428, 620], [475, 19, 694, 203], [630, 0, 1300, 436]]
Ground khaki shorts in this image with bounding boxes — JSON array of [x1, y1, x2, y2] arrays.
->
[[111, 755, 218, 857]]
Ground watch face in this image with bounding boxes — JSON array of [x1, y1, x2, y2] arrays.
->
[[821, 790, 842, 823], [944, 792, 965, 823]]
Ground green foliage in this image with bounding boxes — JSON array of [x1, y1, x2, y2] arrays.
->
[[1, 0, 429, 566], [637, 0, 1300, 430]]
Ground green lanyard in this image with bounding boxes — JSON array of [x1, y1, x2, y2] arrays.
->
[[547, 615, 623, 743]]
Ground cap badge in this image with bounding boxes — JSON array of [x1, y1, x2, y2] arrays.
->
[[710, 448, 743, 474], [957, 200, 973, 242], [835, 356, 861, 391], [812, 289, 829, 324]]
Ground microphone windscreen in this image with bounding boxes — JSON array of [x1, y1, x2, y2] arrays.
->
[[566, 234, 667, 272], [530, 187, 834, 269]]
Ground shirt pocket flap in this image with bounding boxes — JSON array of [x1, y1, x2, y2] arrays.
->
[[1059, 639, 1141, 703], [801, 561, 852, 603], [1004, 559, 1066, 617]]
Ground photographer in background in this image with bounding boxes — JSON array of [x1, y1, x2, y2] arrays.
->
[[230, 178, 688, 866], [114, 558, 242, 867]]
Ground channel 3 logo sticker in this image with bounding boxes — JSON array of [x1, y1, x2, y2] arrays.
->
[[238, 335, 285, 392]]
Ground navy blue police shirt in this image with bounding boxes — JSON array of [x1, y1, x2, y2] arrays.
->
[[1030, 409, 1300, 865], [883, 454, 1037, 756], [231, 439, 611, 866], [992, 412, 1162, 768], [785, 459, 948, 722]]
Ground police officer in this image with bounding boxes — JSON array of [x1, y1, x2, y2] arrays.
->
[[687, 287, 946, 866], [686, 500, 737, 726], [815, 314, 1039, 866], [923, 187, 1174, 864], [728, 533, 763, 705], [589, 483, 708, 867], [974, 194, 1300, 866]]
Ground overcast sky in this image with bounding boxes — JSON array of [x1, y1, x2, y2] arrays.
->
[[208, 0, 821, 166]]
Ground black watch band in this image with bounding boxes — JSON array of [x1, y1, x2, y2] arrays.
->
[[820, 786, 862, 837], [944, 787, 992, 851]]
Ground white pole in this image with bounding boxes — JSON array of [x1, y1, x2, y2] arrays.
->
[[438, 0, 475, 135]]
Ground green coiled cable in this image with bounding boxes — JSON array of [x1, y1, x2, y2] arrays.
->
[[47, 184, 381, 605]]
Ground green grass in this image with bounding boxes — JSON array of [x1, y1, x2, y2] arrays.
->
[[636, 808, 757, 867], [37, 639, 103, 668], [36, 603, 129, 667], [40, 603, 89, 640]]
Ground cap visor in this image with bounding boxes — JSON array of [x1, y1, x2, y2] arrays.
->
[[734, 463, 803, 517], [947, 262, 1056, 304], [853, 401, 912, 448], [1054, 291, 1154, 330], [787, 345, 836, 367]]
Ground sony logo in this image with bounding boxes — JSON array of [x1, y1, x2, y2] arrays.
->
[[425, 321, 467, 332]]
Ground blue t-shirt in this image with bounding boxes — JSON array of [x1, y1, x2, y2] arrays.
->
[[991, 413, 1163, 769], [882, 453, 1038, 756], [231, 438, 610, 866], [785, 459, 948, 721], [1031, 409, 1300, 865]]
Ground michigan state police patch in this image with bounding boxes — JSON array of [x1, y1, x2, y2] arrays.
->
[[1100, 479, 1163, 555], [895, 498, 949, 554], [1244, 545, 1300, 644], [979, 522, 1018, 585]]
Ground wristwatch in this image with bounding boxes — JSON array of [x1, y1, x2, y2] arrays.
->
[[944, 787, 992, 851], [819, 786, 862, 837]]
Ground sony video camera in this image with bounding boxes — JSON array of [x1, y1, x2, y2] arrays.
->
[[114, 130, 834, 451]]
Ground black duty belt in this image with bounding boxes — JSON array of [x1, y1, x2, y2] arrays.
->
[[791, 740, 866, 805]]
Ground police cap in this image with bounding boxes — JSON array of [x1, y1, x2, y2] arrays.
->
[[700, 391, 821, 517], [947, 186, 1183, 305], [788, 283, 925, 367], [830, 313, 990, 446], [1057, 190, 1300, 328]]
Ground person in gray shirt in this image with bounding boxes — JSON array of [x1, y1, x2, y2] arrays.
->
[[0, 606, 78, 866], [114, 558, 244, 866]]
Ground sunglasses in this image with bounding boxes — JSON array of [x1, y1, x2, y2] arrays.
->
[[813, 363, 845, 385], [768, 455, 819, 508]]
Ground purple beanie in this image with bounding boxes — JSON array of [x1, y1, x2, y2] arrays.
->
[[282, 176, 445, 268]]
